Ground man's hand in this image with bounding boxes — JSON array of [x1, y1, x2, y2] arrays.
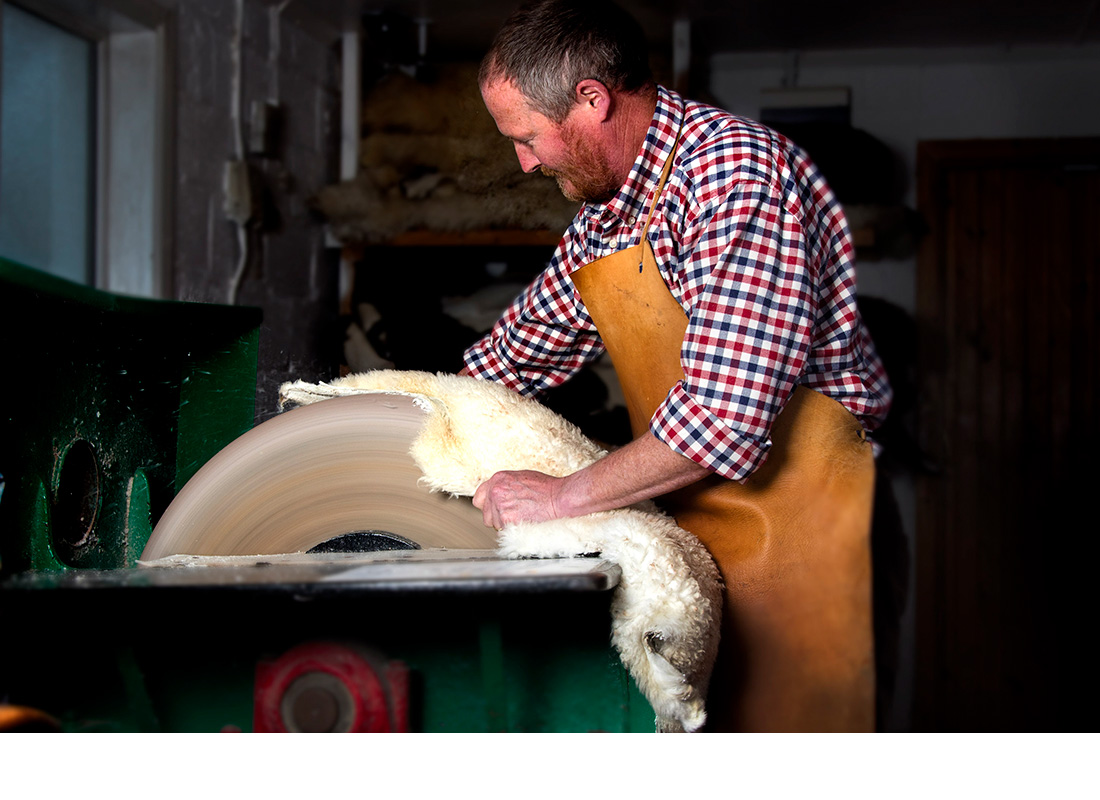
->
[[472, 470, 564, 529]]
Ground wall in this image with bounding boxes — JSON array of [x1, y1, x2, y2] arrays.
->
[[170, 0, 341, 420], [707, 43, 1100, 730], [708, 44, 1100, 314]]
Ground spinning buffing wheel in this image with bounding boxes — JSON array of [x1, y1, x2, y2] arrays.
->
[[142, 394, 496, 560]]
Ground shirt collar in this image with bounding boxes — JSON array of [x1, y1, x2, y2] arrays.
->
[[584, 85, 685, 229]]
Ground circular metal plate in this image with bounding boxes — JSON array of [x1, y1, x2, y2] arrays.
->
[[141, 394, 495, 560]]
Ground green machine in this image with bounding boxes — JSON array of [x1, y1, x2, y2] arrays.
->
[[0, 257, 655, 733]]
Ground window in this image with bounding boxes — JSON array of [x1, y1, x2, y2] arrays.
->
[[0, 0, 169, 297], [0, 3, 94, 285]]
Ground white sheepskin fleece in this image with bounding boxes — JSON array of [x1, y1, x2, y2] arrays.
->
[[279, 370, 722, 733]]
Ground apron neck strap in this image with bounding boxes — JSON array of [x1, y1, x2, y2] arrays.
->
[[638, 123, 683, 237]]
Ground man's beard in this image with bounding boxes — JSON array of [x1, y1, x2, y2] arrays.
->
[[540, 125, 619, 204]]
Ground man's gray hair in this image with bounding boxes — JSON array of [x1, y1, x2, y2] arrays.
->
[[480, 0, 653, 123]]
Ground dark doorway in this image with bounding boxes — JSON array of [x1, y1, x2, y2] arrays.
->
[[915, 138, 1099, 731]]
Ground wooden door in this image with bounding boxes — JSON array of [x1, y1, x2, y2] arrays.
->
[[915, 138, 1100, 731]]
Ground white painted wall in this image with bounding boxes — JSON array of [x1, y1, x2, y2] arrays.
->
[[709, 44, 1100, 315]]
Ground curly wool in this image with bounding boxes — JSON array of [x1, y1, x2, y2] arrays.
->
[[279, 370, 722, 733]]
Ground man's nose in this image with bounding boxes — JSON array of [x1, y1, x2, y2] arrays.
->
[[515, 144, 540, 174]]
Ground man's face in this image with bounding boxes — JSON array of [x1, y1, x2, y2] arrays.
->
[[481, 78, 618, 204]]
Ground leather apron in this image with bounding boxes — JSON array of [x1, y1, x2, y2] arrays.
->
[[571, 143, 876, 732]]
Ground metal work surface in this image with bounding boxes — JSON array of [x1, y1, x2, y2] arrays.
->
[[4, 550, 621, 595]]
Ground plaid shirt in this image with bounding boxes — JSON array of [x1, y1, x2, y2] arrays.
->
[[464, 86, 892, 481]]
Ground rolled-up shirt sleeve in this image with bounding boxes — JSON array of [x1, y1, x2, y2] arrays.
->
[[649, 177, 818, 481], [463, 248, 606, 397]]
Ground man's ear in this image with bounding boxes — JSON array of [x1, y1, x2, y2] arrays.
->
[[573, 79, 612, 121]]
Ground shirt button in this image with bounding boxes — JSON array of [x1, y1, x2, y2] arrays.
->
[[627, 216, 637, 226]]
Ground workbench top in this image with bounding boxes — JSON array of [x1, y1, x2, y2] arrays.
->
[[2, 549, 621, 595]]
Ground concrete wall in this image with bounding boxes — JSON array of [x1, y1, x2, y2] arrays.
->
[[170, 0, 341, 420]]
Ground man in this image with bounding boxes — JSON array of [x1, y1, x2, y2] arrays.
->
[[462, 0, 892, 732]]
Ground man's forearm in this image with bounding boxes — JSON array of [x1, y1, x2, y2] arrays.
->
[[558, 432, 710, 516], [472, 432, 710, 529]]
